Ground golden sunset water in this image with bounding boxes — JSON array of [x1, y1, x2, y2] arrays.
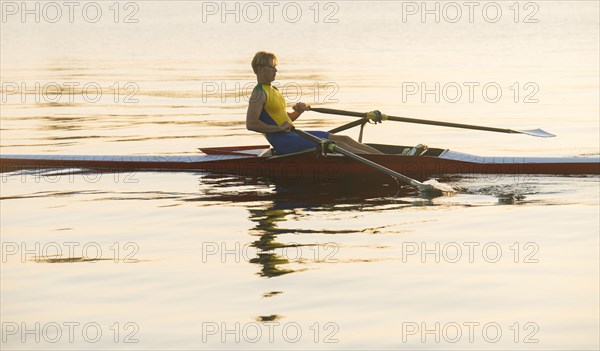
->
[[1, 1, 599, 349]]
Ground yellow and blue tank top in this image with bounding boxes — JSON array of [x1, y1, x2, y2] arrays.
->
[[254, 83, 330, 155], [254, 83, 293, 127]]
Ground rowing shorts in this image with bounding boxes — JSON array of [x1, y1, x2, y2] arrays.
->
[[266, 131, 331, 155]]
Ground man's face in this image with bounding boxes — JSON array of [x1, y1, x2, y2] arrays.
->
[[260, 61, 277, 82]]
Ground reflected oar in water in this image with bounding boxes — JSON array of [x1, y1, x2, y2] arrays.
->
[[292, 128, 454, 196], [310, 107, 555, 138]]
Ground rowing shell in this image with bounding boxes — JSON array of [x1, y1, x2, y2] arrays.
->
[[1, 144, 599, 182]]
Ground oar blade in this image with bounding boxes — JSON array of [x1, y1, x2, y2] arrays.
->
[[517, 129, 556, 138], [420, 179, 455, 196]]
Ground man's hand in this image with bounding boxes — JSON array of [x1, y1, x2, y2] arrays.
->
[[292, 102, 310, 113]]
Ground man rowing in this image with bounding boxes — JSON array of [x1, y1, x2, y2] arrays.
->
[[246, 51, 383, 155]]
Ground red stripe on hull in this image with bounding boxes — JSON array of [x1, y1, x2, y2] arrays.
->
[[1, 154, 598, 182]]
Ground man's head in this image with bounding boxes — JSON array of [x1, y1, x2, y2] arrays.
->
[[252, 51, 278, 74]]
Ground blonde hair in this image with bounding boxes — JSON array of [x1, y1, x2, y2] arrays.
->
[[251, 51, 278, 74]]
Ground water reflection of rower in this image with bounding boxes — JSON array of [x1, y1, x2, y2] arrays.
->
[[245, 180, 412, 278], [247, 207, 296, 278], [197, 174, 413, 277]]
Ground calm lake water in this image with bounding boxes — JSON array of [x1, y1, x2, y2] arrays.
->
[[1, 1, 599, 349]]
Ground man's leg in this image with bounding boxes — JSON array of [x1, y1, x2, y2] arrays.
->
[[328, 135, 384, 154]]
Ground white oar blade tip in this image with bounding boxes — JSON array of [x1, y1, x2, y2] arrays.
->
[[519, 129, 556, 138], [421, 179, 455, 195]]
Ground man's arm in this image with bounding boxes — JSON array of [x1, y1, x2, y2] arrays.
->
[[288, 102, 308, 121]]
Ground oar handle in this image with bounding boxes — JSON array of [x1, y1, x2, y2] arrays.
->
[[310, 107, 365, 118]]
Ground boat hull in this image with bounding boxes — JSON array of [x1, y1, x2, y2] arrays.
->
[[2, 145, 598, 182]]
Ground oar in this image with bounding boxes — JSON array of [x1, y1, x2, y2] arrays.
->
[[292, 128, 454, 195], [310, 107, 555, 138]]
